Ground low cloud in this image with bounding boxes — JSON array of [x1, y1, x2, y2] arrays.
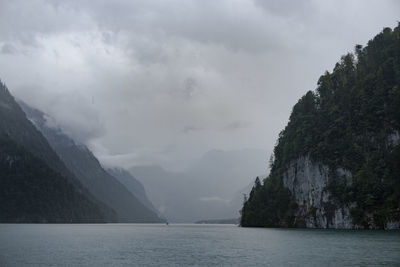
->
[[0, 0, 398, 171], [182, 125, 202, 134], [222, 120, 251, 132], [1, 43, 17, 55]]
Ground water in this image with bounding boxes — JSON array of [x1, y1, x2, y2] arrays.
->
[[0, 224, 399, 266]]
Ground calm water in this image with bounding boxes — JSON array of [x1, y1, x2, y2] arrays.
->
[[0, 224, 399, 266]]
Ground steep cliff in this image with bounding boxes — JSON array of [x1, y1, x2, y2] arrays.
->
[[282, 156, 354, 228], [241, 25, 400, 229]]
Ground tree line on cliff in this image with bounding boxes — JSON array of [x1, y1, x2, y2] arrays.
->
[[241, 24, 400, 228]]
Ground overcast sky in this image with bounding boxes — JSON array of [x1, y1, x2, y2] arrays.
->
[[0, 0, 398, 171]]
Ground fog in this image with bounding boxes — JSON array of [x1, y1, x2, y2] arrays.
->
[[0, 0, 398, 182]]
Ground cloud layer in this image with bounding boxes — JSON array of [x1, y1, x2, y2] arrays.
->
[[0, 0, 398, 171]]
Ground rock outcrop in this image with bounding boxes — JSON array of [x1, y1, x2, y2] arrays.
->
[[282, 155, 399, 229], [283, 156, 354, 228]]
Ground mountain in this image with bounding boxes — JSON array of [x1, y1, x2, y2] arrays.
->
[[0, 81, 114, 222], [241, 25, 400, 229], [20, 102, 164, 223], [131, 149, 267, 222], [106, 167, 162, 217], [130, 165, 201, 222]]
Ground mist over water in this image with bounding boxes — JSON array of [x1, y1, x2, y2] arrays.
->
[[1, 224, 399, 266]]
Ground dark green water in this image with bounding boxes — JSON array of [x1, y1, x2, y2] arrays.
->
[[0, 224, 399, 266]]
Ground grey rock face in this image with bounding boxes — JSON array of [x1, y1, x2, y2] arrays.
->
[[386, 221, 400, 230], [283, 156, 354, 229], [388, 131, 400, 146]]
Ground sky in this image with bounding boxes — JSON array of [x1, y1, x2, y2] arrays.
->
[[0, 0, 398, 171]]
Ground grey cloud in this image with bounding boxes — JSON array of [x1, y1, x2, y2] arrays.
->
[[44, 0, 285, 53], [254, 0, 314, 18], [223, 121, 251, 132], [0, 0, 398, 173], [1, 43, 17, 55], [0, 0, 86, 42], [182, 77, 197, 99], [182, 125, 201, 134], [15, 83, 105, 144]]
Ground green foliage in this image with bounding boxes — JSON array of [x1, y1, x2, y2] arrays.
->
[[241, 175, 297, 227], [241, 24, 400, 228], [0, 137, 109, 223]]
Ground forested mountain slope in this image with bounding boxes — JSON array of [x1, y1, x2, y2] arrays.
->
[[20, 102, 164, 223], [0, 81, 115, 222], [241, 24, 400, 229]]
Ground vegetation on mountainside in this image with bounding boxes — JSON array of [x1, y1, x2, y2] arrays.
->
[[0, 81, 116, 222], [241, 24, 400, 228], [20, 102, 164, 223], [0, 137, 108, 223]]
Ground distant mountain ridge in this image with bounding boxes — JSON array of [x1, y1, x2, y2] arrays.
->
[[106, 167, 163, 217], [131, 149, 268, 222], [20, 102, 164, 223]]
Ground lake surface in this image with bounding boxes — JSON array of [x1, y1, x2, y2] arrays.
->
[[0, 224, 399, 266]]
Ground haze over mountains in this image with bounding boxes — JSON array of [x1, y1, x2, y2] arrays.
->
[[0, 82, 265, 223], [106, 167, 162, 218], [0, 81, 167, 223], [131, 149, 267, 222], [0, 81, 113, 222], [19, 101, 163, 223]]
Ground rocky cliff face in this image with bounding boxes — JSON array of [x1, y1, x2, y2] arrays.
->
[[283, 156, 354, 228], [389, 131, 399, 146], [283, 156, 399, 229]]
